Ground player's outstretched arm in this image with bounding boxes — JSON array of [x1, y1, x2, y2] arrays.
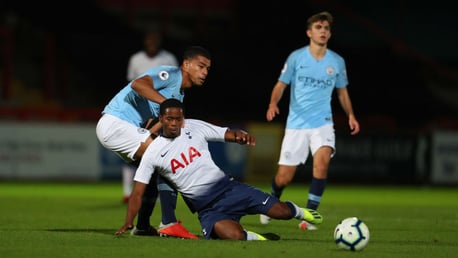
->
[[225, 129, 256, 146], [266, 81, 287, 122], [115, 182, 147, 235]]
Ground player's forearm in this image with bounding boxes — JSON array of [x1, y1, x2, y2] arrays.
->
[[269, 87, 284, 106], [337, 89, 355, 118], [132, 76, 166, 103], [124, 191, 142, 226]]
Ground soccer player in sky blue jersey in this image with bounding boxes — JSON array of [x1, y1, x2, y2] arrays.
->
[[260, 11, 360, 230], [121, 30, 179, 204], [115, 98, 323, 240], [97, 46, 211, 239]]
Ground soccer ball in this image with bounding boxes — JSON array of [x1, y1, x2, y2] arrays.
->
[[334, 217, 370, 251]]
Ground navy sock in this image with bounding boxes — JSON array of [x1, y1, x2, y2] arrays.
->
[[271, 177, 284, 198], [284, 201, 298, 219], [306, 177, 326, 210], [158, 176, 178, 225]]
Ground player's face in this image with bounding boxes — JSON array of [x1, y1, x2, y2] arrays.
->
[[144, 33, 161, 56], [307, 20, 331, 46], [160, 107, 184, 138], [183, 56, 211, 87]]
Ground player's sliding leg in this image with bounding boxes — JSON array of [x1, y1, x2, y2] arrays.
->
[[260, 177, 285, 224], [213, 220, 279, 240], [245, 231, 280, 241], [265, 201, 323, 225]]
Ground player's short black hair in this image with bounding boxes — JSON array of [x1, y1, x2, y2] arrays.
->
[[183, 46, 211, 60], [160, 98, 184, 115]]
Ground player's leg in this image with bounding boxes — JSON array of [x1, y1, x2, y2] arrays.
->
[[213, 220, 245, 240], [266, 201, 323, 225], [299, 124, 335, 230], [213, 220, 278, 240], [307, 123, 335, 210], [132, 173, 159, 235], [157, 176, 178, 225], [157, 176, 198, 239], [261, 129, 308, 225], [260, 165, 297, 225], [122, 163, 136, 203], [272, 165, 297, 195], [96, 114, 153, 204], [308, 146, 332, 209]]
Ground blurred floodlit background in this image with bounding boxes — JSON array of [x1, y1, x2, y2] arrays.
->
[[0, 0, 457, 185]]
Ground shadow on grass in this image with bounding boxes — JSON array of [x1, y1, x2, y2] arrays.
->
[[46, 228, 116, 235]]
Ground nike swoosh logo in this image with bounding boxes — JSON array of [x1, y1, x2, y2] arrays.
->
[[262, 196, 270, 205], [160, 151, 169, 157]]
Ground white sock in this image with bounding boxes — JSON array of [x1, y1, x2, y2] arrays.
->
[[245, 230, 264, 240], [122, 164, 135, 196], [287, 201, 304, 219]]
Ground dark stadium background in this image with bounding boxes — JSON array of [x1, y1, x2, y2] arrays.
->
[[1, 0, 457, 184], [2, 0, 456, 125]]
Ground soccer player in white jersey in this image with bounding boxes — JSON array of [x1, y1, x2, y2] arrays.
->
[[123, 30, 179, 204], [115, 98, 323, 240], [260, 11, 360, 230], [97, 46, 211, 239], [127, 30, 178, 82]]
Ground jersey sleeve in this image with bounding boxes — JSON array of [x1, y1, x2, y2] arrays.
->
[[133, 142, 159, 184], [186, 119, 228, 142], [278, 49, 301, 85], [335, 56, 349, 88]]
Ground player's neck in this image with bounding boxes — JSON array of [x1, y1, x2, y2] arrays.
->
[[308, 44, 327, 60], [181, 69, 192, 89]]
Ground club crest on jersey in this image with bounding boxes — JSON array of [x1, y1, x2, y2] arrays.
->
[[281, 63, 287, 74], [159, 71, 169, 80], [137, 128, 149, 134], [171, 146, 201, 173], [326, 66, 335, 75], [283, 151, 291, 160]]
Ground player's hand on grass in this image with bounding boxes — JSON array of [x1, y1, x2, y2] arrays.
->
[[115, 224, 133, 235]]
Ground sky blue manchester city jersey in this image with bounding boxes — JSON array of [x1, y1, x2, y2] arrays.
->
[[279, 46, 348, 129], [102, 66, 184, 127]]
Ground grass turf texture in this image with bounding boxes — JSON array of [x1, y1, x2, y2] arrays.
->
[[0, 182, 457, 258]]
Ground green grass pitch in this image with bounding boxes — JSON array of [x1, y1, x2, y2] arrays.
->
[[0, 182, 457, 258]]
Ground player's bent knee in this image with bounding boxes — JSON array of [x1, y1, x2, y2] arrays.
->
[[214, 220, 246, 240]]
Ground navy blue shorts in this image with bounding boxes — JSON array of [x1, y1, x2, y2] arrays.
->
[[198, 180, 279, 239]]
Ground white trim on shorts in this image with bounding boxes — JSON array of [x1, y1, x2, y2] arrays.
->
[[278, 123, 336, 166], [96, 114, 151, 162]]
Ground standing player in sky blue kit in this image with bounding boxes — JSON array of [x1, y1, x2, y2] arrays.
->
[[96, 46, 211, 239], [260, 11, 360, 230], [115, 98, 323, 240], [122, 29, 179, 204]]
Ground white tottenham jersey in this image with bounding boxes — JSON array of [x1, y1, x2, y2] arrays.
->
[[134, 119, 232, 212]]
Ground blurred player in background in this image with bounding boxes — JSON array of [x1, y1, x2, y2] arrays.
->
[[123, 29, 179, 203], [97, 45, 211, 239], [260, 11, 360, 230], [115, 98, 323, 240]]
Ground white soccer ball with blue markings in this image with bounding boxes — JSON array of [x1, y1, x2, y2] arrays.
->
[[334, 217, 370, 251]]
